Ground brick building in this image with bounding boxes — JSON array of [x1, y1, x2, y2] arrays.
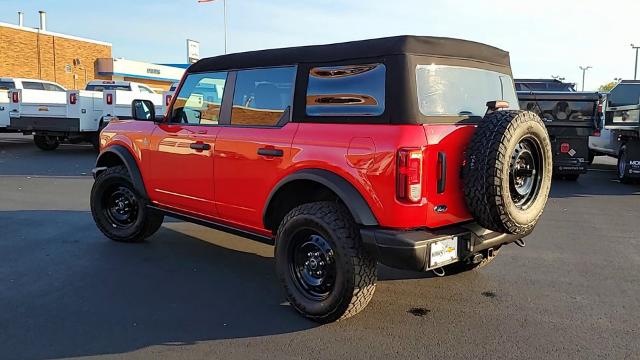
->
[[0, 12, 184, 91]]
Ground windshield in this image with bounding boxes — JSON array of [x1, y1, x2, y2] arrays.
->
[[85, 84, 131, 92], [416, 65, 519, 117]]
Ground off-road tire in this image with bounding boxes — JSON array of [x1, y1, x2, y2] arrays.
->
[[90, 165, 164, 242], [462, 110, 553, 235], [33, 135, 60, 151], [275, 201, 377, 323]]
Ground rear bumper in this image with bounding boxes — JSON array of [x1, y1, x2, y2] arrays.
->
[[361, 223, 522, 271], [9, 115, 80, 132]]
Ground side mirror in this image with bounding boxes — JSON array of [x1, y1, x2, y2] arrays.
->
[[131, 99, 155, 121]]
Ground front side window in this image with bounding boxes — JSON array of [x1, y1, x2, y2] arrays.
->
[[171, 71, 227, 125], [306, 63, 385, 116], [139, 86, 155, 94], [85, 84, 131, 92], [22, 82, 45, 90], [43, 83, 64, 92], [231, 66, 296, 127], [416, 65, 518, 117]]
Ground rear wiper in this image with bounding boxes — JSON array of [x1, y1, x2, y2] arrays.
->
[[458, 111, 473, 116]]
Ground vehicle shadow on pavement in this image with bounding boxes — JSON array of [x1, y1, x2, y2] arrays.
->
[[0, 210, 317, 360]]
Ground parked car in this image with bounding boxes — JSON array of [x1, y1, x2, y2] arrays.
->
[[8, 80, 163, 151], [1, 77, 66, 133], [90, 36, 553, 322], [515, 79, 600, 181], [599, 80, 640, 183]]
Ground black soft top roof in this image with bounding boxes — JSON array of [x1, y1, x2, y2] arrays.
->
[[188, 35, 510, 73]]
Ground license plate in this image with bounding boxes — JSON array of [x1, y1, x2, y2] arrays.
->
[[429, 237, 458, 268]]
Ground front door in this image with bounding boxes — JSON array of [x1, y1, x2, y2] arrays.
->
[[146, 71, 229, 217]]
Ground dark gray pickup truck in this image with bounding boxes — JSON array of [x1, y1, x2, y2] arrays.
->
[[516, 79, 600, 180]]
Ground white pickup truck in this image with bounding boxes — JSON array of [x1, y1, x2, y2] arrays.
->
[[1, 78, 66, 133], [8, 80, 164, 150]]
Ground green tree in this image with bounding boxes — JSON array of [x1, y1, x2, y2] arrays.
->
[[598, 81, 617, 92]]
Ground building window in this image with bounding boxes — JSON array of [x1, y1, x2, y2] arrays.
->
[[230, 66, 296, 127], [171, 71, 227, 125], [306, 63, 386, 117]]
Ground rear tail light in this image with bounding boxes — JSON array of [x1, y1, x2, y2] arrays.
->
[[597, 103, 603, 114], [69, 93, 77, 105], [165, 94, 171, 106], [106, 93, 113, 105], [592, 129, 601, 137], [397, 148, 423, 203], [11, 92, 19, 103]]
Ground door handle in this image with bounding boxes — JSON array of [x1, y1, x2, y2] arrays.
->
[[190, 142, 211, 151], [257, 148, 283, 157]]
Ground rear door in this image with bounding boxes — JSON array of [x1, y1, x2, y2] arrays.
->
[[214, 66, 298, 230], [145, 71, 229, 217]]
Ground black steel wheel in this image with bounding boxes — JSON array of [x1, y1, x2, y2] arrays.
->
[[91, 166, 164, 242], [275, 201, 376, 323], [509, 137, 544, 210], [288, 231, 337, 301]]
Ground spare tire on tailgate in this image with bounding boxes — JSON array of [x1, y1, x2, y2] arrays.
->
[[462, 110, 552, 235]]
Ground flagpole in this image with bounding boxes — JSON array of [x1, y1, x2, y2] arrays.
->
[[223, 0, 227, 54]]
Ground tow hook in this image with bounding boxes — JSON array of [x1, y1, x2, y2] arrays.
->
[[432, 267, 446, 277], [514, 238, 526, 248], [471, 253, 484, 264]]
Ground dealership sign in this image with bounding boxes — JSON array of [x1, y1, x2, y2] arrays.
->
[[187, 39, 200, 64]]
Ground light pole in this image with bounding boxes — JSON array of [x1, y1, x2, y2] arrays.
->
[[579, 66, 592, 91], [632, 44, 639, 80]]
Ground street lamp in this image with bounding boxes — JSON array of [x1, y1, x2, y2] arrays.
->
[[631, 44, 639, 80], [579, 66, 592, 91]]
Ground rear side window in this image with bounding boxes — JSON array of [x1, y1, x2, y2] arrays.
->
[[306, 63, 385, 116], [416, 65, 518, 117], [0, 81, 15, 90], [608, 83, 640, 107], [139, 85, 155, 94], [22, 82, 45, 90], [231, 66, 296, 127], [171, 71, 227, 125]]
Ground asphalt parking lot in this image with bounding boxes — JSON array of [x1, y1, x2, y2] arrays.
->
[[1, 133, 639, 360]]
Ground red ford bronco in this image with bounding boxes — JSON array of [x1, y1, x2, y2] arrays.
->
[[90, 36, 553, 322]]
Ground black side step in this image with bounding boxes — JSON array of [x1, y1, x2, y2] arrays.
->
[[148, 205, 274, 245]]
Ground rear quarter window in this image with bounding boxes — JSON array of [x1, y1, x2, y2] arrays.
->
[[416, 65, 518, 117], [306, 63, 385, 117], [22, 82, 46, 90]]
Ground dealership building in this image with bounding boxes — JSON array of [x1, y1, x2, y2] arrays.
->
[[0, 12, 186, 91]]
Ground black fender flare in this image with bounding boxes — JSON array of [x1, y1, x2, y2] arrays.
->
[[263, 168, 379, 227], [94, 144, 149, 199]]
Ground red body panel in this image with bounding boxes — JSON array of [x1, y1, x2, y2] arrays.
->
[[100, 119, 476, 234]]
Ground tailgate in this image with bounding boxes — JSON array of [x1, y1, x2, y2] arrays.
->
[[422, 124, 475, 228], [517, 91, 599, 129]]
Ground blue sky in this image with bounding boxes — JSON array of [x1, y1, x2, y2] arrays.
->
[[1, 0, 638, 90]]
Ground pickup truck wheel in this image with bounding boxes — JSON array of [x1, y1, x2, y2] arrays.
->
[[90, 166, 164, 242], [463, 111, 553, 235], [275, 201, 377, 323], [618, 145, 632, 184], [33, 135, 59, 151]]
